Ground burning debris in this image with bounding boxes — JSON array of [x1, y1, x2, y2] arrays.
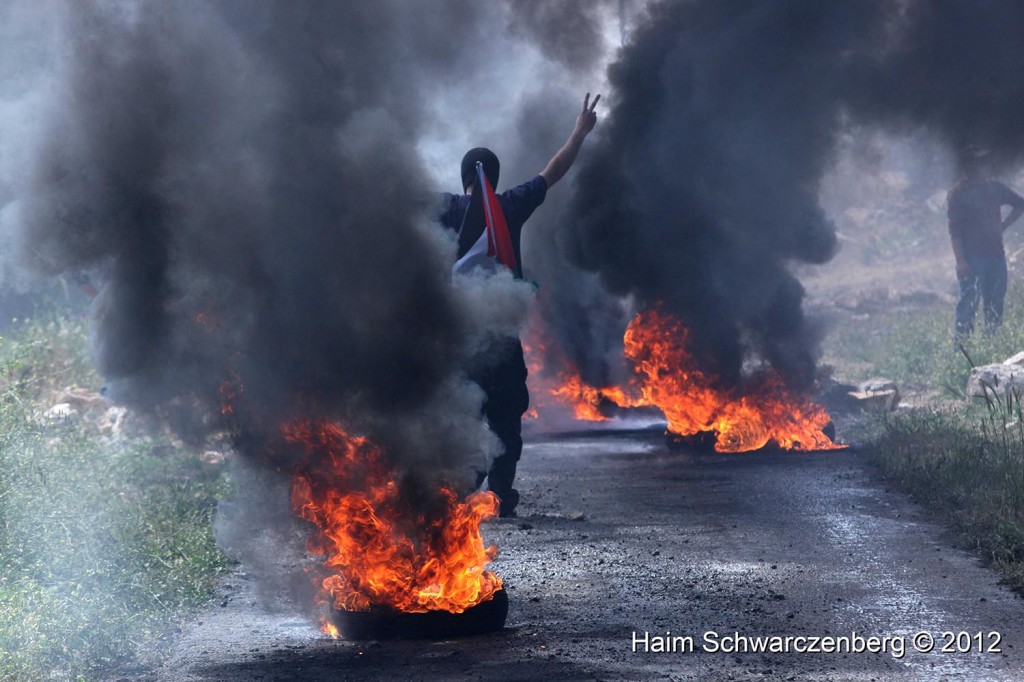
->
[[549, 370, 641, 422], [621, 310, 841, 452], [285, 420, 502, 628], [327, 588, 509, 641], [532, 309, 841, 452]]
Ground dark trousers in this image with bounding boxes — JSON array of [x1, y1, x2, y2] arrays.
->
[[955, 256, 1008, 340], [470, 337, 529, 512]]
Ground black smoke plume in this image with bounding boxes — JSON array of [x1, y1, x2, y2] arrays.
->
[[559, 0, 1024, 392], [20, 0, 540, 606], [506, 0, 613, 73], [23, 0, 534, 459], [501, 2, 633, 391], [851, 0, 1024, 172]]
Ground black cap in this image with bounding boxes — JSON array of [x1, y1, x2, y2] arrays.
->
[[960, 144, 991, 175], [461, 147, 500, 191]]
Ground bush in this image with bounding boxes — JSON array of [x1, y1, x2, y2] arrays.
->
[[0, 312, 232, 681]]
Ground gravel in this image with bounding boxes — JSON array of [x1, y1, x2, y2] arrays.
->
[[151, 428, 1024, 681]]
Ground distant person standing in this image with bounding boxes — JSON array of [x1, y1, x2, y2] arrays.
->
[[947, 148, 1024, 340]]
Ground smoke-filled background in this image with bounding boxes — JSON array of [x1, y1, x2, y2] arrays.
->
[[562, 0, 1024, 393], [2, 0, 620, 609], [13, 0, 627, 450], [12, 0, 1024, 434], [5, 0, 1024, 615], [23, 0, 507, 456]]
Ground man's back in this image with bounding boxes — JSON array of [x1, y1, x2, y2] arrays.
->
[[439, 175, 548, 279], [947, 177, 1023, 258]]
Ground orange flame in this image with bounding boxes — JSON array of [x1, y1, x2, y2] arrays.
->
[[549, 372, 647, 421], [623, 309, 842, 452], [285, 420, 502, 615], [550, 372, 612, 421], [523, 325, 637, 423], [321, 619, 340, 639]]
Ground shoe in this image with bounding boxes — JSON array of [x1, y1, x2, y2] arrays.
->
[[498, 489, 519, 518]]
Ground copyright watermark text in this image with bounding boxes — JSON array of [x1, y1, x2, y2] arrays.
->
[[630, 630, 1002, 659]]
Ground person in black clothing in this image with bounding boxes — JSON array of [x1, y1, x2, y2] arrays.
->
[[948, 148, 1024, 340], [439, 93, 600, 517]]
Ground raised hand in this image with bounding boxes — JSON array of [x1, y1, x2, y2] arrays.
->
[[574, 92, 601, 137], [540, 93, 602, 187]]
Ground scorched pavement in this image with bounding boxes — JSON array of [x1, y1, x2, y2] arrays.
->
[[152, 427, 1024, 681]]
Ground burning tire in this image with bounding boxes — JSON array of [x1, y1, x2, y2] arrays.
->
[[328, 588, 509, 640]]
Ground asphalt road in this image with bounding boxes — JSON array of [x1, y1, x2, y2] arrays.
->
[[155, 428, 1024, 681]]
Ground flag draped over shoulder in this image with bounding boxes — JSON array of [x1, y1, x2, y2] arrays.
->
[[477, 162, 517, 272], [453, 162, 517, 276]]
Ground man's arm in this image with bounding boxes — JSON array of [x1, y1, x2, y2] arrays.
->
[[999, 183, 1024, 232], [950, 231, 970, 278], [948, 188, 971, 278], [539, 93, 600, 188], [1003, 206, 1024, 232]]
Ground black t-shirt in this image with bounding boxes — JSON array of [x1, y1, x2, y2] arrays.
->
[[947, 178, 1024, 258], [438, 175, 548, 278]]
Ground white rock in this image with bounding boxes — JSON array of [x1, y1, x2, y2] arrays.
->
[[44, 403, 77, 421], [966, 363, 1024, 399], [847, 389, 899, 411], [200, 450, 227, 465], [859, 377, 897, 393]]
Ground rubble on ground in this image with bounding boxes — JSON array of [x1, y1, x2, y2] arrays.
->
[[200, 450, 227, 465], [818, 375, 900, 413], [38, 385, 234, 465], [45, 386, 108, 415], [39, 385, 133, 437], [847, 377, 900, 411], [966, 354, 1024, 399]]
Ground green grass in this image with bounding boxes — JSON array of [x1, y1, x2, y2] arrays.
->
[[0, 310, 232, 681], [869, 403, 1024, 591], [827, 279, 1024, 395], [823, 276, 1024, 591]]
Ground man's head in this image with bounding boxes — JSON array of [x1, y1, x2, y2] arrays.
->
[[961, 145, 990, 179], [461, 147, 500, 192]]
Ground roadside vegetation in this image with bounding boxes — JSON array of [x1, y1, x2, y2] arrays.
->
[[825, 277, 1024, 592], [827, 278, 1024, 395], [0, 306, 233, 681], [869, 401, 1024, 591]]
